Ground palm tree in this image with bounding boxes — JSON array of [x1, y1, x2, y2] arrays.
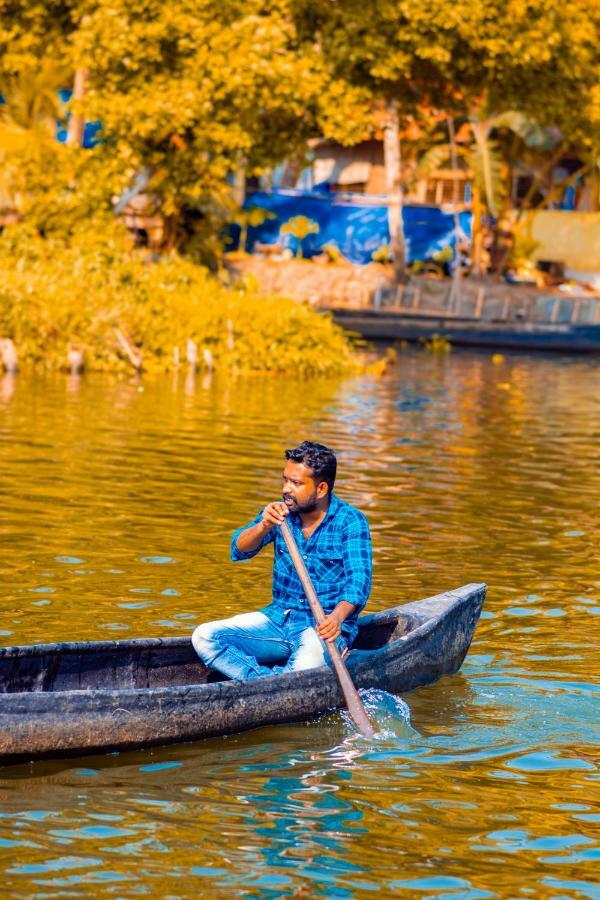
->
[[415, 109, 560, 273], [0, 59, 67, 139], [0, 60, 68, 213]]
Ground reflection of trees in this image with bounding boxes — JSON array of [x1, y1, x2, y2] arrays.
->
[[1, 356, 597, 648], [322, 354, 599, 615], [0, 373, 348, 642]]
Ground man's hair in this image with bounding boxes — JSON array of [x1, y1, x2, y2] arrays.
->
[[285, 441, 337, 494]]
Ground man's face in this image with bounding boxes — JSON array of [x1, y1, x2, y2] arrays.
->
[[282, 461, 327, 513]]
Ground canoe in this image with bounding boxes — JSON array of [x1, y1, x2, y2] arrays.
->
[[0, 583, 486, 765]]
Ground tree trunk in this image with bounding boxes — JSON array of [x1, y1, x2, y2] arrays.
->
[[383, 100, 406, 280], [232, 167, 246, 208], [66, 68, 87, 147], [446, 117, 462, 311]]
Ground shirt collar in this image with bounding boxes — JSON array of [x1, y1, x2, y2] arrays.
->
[[323, 491, 340, 523]]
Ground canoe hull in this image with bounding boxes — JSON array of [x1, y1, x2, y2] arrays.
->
[[0, 584, 485, 764]]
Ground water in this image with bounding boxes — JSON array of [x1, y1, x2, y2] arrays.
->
[[0, 350, 598, 897]]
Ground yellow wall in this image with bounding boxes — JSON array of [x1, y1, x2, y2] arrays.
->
[[520, 210, 600, 272]]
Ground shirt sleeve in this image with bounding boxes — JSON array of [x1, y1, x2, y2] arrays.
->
[[340, 511, 372, 612], [230, 508, 275, 561]]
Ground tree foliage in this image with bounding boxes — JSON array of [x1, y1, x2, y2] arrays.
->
[[1, 0, 598, 256], [1, 0, 371, 249], [295, 0, 600, 141]]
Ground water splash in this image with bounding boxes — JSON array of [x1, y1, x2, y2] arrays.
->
[[340, 688, 414, 740]]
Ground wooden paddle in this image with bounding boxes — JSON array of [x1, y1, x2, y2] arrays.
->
[[279, 518, 376, 737]]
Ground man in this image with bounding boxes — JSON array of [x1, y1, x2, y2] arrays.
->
[[192, 441, 372, 680]]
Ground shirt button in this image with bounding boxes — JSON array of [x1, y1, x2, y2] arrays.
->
[[303, 555, 307, 560]]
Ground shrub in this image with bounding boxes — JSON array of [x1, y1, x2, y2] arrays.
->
[[0, 224, 356, 376]]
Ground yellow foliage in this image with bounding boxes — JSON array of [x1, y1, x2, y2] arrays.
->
[[362, 347, 398, 377], [0, 226, 357, 376], [421, 334, 452, 353]]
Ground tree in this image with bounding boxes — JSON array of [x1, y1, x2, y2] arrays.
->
[[3, 0, 598, 261], [294, 0, 600, 272], [67, 0, 370, 252], [383, 100, 406, 278], [0, 59, 68, 217], [415, 110, 562, 272], [297, 0, 599, 134], [1, 0, 370, 253], [0, 1, 77, 79]]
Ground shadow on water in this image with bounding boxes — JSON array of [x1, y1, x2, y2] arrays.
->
[[0, 690, 421, 895], [0, 687, 414, 788]]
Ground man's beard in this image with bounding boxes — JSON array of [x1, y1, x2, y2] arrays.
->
[[283, 492, 319, 514]]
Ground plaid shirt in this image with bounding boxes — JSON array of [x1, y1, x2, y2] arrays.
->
[[231, 493, 372, 644]]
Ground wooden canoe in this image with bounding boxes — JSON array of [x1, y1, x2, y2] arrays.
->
[[0, 583, 486, 765]]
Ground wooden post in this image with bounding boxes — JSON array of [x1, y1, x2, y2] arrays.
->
[[0, 338, 18, 373], [474, 286, 485, 320], [186, 339, 198, 369], [114, 329, 143, 372], [67, 344, 84, 374], [569, 298, 581, 324], [373, 278, 382, 310], [446, 117, 463, 313], [410, 287, 421, 311]]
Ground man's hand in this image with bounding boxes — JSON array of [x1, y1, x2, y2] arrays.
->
[[317, 611, 342, 642], [234, 502, 289, 556], [261, 501, 289, 532]]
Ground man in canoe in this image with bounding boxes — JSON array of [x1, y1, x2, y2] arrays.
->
[[192, 441, 372, 680]]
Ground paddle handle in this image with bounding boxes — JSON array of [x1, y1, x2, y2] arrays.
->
[[279, 519, 375, 737]]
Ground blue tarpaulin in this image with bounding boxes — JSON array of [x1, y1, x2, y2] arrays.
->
[[240, 188, 472, 265], [56, 89, 102, 148]]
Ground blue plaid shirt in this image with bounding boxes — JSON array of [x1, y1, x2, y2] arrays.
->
[[231, 493, 372, 645]]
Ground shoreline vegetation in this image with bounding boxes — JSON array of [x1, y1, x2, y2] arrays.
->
[[0, 226, 357, 377]]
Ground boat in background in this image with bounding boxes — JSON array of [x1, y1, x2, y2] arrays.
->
[[329, 306, 600, 352], [326, 280, 600, 352]]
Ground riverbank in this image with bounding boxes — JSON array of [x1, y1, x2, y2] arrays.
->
[[226, 255, 600, 352], [0, 229, 356, 376], [226, 254, 600, 317]]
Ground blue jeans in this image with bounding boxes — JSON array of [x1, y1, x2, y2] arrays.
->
[[192, 609, 347, 681]]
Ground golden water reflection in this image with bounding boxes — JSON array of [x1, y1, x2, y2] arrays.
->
[[0, 350, 598, 897]]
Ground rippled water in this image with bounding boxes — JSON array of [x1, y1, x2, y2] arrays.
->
[[0, 351, 598, 898]]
